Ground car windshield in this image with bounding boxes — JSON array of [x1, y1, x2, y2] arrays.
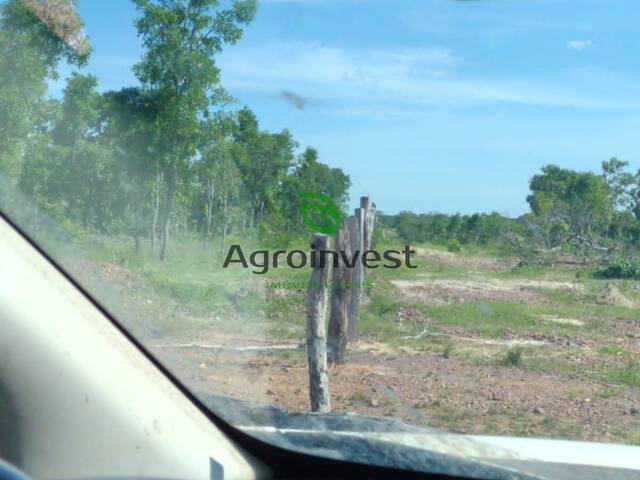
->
[[1, 0, 640, 475]]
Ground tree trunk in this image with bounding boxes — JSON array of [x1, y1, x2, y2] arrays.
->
[[220, 193, 228, 255], [133, 199, 142, 255], [160, 157, 177, 261], [258, 200, 264, 225], [306, 233, 331, 413], [150, 170, 162, 250], [328, 228, 351, 364], [203, 178, 214, 252]]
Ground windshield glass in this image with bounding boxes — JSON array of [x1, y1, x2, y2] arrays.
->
[[2, 0, 640, 474]]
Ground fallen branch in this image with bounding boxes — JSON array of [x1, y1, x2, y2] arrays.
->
[[399, 328, 430, 340], [153, 342, 299, 352]]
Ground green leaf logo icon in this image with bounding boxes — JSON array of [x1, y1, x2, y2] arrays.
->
[[300, 192, 341, 234]]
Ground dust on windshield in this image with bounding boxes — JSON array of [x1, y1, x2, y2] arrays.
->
[[1, 0, 639, 451]]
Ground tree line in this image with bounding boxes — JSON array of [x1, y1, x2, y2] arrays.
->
[[384, 158, 640, 264], [4, 0, 640, 268], [0, 0, 350, 259]]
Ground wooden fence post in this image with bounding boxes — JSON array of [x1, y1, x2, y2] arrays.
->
[[362, 197, 376, 252], [328, 227, 351, 364], [346, 213, 363, 341], [306, 233, 331, 413], [346, 196, 377, 341]]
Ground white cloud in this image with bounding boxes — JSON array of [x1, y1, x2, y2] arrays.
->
[[218, 41, 637, 115], [566, 40, 592, 51], [219, 42, 459, 95]]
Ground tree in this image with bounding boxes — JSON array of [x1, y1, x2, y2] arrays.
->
[[196, 114, 242, 252], [279, 146, 351, 233], [51, 73, 119, 231], [103, 87, 165, 252], [527, 164, 612, 252], [602, 157, 634, 212], [17, 98, 63, 228], [231, 107, 296, 228], [133, 0, 257, 260], [631, 169, 640, 222], [0, 0, 88, 182]]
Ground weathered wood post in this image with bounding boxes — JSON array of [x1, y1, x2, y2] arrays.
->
[[362, 197, 376, 253], [306, 233, 331, 413], [328, 227, 351, 364], [346, 197, 376, 341], [347, 211, 364, 341]]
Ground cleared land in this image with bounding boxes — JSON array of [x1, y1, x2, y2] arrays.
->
[[66, 237, 640, 445]]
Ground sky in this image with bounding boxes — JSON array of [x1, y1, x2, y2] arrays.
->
[[54, 0, 640, 216]]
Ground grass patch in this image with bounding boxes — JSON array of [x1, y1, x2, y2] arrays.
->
[[601, 362, 640, 388], [598, 344, 627, 356], [420, 301, 539, 338], [499, 346, 524, 367], [348, 391, 371, 405]]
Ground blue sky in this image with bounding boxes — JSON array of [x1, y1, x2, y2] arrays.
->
[[56, 0, 640, 216]]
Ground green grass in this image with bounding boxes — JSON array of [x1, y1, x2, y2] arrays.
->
[[598, 344, 628, 356], [601, 362, 640, 388], [68, 233, 311, 337], [418, 301, 541, 338]]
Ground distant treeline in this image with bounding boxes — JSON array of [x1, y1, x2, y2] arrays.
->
[[381, 211, 515, 247], [382, 159, 640, 262]]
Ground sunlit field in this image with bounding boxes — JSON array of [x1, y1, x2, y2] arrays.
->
[[60, 230, 640, 446]]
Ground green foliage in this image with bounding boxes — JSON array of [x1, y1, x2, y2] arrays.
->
[[500, 346, 524, 367], [0, 0, 350, 261], [527, 164, 613, 252], [132, 0, 257, 259], [446, 239, 461, 253], [381, 211, 516, 247], [0, 0, 88, 180], [595, 258, 640, 280]]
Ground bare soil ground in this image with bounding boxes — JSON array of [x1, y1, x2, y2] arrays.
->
[[72, 247, 640, 445], [391, 277, 582, 305], [153, 332, 640, 443]]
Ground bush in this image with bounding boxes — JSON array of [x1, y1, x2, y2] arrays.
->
[[500, 346, 523, 366], [442, 342, 454, 359], [595, 258, 640, 280], [446, 239, 462, 254]]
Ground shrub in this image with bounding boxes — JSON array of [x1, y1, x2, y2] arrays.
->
[[500, 346, 523, 367], [595, 258, 640, 280], [446, 239, 462, 254]]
